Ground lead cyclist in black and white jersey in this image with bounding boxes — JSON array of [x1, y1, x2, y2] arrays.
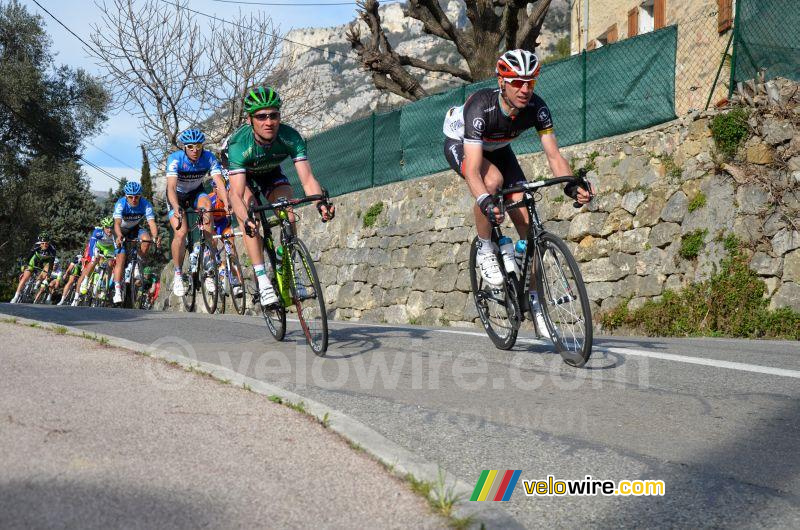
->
[[443, 49, 594, 336]]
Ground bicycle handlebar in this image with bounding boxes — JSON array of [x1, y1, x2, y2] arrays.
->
[[248, 193, 329, 215], [496, 175, 593, 209], [212, 230, 244, 240]]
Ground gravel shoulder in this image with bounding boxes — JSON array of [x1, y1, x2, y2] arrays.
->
[[0, 322, 446, 529]]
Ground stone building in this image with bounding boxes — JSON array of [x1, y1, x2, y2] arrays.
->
[[570, 0, 735, 114]]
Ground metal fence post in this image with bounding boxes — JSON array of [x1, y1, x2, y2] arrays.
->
[[371, 111, 376, 188], [582, 49, 588, 143], [728, 0, 742, 98]]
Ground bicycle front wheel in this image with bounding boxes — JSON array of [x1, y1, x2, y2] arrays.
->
[[228, 254, 247, 316], [468, 236, 518, 350], [534, 232, 593, 367], [180, 246, 196, 312], [288, 239, 328, 355], [200, 243, 219, 314]]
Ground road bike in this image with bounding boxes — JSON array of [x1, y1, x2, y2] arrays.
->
[[17, 265, 45, 303], [469, 176, 594, 367], [212, 228, 249, 315], [247, 189, 331, 355], [120, 237, 159, 309], [87, 255, 115, 308], [175, 207, 226, 314]]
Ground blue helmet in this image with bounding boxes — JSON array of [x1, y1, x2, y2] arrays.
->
[[124, 181, 142, 196], [179, 128, 206, 145]]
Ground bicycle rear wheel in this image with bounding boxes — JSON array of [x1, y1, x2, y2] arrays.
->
[[288, 239, 328, 354], [126, 260, 140, 309], [200, 243, 219, 314], [468, 236, 518, 350], [534, 232, 593, 367]]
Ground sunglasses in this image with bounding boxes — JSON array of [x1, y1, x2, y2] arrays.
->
[[184, 143, 203, 150], [252, 111, 281, 122], [126, 194, 141, 199], [507, 78, 537, 89]]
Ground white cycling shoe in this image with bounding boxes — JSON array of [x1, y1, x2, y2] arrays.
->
[[9, 293, 19, 304], [259, 284, 279, 306], [476, 251, 504, 287], [172, 275, 186, 297], [71, 296, 80, 307], [113, 289, 123, 305]]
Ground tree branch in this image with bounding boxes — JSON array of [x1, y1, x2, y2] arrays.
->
[[399, 55, 471, 81]]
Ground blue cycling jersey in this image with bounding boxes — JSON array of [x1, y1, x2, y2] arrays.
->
[[86, 227, 115, 257], [165, 149, 223, 193], [112, 196, 155, 229]]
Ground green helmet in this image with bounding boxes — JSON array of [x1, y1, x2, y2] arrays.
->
[[100, 216, 114, 228], [243, 86, 281, 114]]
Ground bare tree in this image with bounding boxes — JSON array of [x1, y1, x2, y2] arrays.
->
[[90, 0, 324, 156], [346, 0, 553, 101]]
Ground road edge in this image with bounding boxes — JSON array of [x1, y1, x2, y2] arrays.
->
[[1, 313, 524, 529]]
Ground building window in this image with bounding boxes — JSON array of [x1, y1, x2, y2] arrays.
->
[[596, 24, 618, 47], [637, 0, 666, 34], [628, 7, 639, 37], [639, 0, 655, 33]]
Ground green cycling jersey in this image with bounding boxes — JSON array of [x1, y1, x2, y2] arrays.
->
[[226, 123, 308, 176]]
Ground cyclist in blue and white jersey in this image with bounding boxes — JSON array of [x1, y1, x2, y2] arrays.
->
[[112, 181, 159, 304], [166, 128, 229, 297]]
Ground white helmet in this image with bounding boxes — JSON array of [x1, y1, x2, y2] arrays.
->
[[496, 49, 541, 79]]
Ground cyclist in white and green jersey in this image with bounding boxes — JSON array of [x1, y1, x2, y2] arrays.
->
[[225, 86, 335, 307]]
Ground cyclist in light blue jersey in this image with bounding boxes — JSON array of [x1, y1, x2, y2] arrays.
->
[[110, 181, 159, 304], [166, 128, 229, 297]]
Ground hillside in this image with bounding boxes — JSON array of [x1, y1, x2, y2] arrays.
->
[[280, 0, 570, 136]]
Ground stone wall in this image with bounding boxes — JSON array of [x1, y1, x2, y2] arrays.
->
[[295, 89, 799, 327]]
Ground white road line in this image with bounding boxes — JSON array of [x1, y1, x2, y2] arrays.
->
[[600, 346, 800, 379], [289, 317, 800, 379]]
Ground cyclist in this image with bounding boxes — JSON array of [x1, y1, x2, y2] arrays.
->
[[208, 177, 242, 297], [9, 232, 58, 303], [43, 258, 63, 303], [225, 86, 334, 307], [442, 49, 594, 335], [113, 181, 159, 304], [56, 254, 83, 305], [72, 217, 118, 306], [166, 128, 227, 297]]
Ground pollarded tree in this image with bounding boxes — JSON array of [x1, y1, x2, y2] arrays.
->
[[346, 0, 553, 101]]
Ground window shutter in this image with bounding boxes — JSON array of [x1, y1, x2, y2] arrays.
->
[[718, 0, 733, 33], [628, 8, 639, 37], [587, 39, 597, 51], [654, 0, 666, 29], [607, 24, 618, 43]]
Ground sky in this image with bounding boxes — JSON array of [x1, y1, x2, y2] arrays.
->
[[20, 0, 381, 191]]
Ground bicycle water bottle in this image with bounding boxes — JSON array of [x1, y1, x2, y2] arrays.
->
[[498, 236, 518, 276], [189, 243, 200, 272], [514, 240, 527, 273], [276, 245, 284, 266]]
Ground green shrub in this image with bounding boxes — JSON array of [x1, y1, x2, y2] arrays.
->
[[687, 192, 706, 213], [710, 107, 749, 159], [680, 229, 707, 259], [362, 202, 384, 228], [601, 243, 800, 339]]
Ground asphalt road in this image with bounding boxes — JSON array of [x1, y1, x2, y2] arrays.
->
[[2, 304, 799, 528]]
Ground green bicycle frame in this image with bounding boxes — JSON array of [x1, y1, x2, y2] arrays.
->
[[266, 209, 294, 308]]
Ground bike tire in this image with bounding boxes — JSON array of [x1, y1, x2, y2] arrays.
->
[[228, 255, 247, 316], [534, 232, 593, 367], [288, 239, 328, 355], [181, 245, 196, 312], [200, 242, 219, 314], [259, 252, 286, 342], [468, 236, 518, 350], [127, 260, 142, 309]]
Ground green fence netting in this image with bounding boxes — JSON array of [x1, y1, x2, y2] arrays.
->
[[732, 0, 800, 85], [283, 25, 677, 197]]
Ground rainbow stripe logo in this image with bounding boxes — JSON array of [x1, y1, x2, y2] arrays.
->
[[470, 470, 522, 501]]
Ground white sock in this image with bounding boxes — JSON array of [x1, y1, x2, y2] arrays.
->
[[477, 237, 495, 254], [254, 264, 270, 289]]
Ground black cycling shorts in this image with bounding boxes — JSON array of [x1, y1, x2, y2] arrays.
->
[[443, 139, 526, 188], [246, 166, 291, 200]]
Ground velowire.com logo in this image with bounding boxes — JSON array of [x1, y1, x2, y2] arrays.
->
[[470, 470, 522, 502]]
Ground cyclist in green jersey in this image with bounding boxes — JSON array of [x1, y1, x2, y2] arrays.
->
[[225, 86, 335, 306], [9, 233, 57, 303]]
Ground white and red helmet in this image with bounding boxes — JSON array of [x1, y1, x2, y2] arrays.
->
[[496, 49, 541, 79]]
